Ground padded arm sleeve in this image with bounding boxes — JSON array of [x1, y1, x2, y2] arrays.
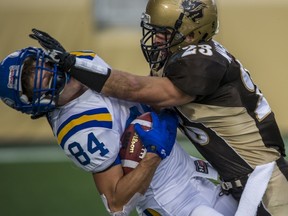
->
[[70, 58, 111, 92]]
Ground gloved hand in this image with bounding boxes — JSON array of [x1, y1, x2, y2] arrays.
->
[[158, 109, 179, 141], [134, 110, 178, 159], [29, 28, 76, 72]]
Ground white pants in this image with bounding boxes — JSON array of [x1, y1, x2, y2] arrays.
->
[[138, 177, 238, 216]]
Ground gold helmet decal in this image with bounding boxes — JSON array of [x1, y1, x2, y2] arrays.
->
[[182, 0, 207, 22]]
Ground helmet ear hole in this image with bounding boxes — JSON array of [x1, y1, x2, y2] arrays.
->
[[174, 32, 185, 41], [183, 32, 194, 43]]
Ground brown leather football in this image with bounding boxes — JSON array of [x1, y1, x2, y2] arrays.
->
[[119, 112, 152, 174]]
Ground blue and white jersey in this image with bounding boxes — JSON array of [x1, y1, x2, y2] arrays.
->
[[49, 88, 147, 172]]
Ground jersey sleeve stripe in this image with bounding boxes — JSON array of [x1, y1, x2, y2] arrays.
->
[[57, 113, 112, 145], [70, 51, 96, 60], [58, 120, 112, 148], [56, 108, 112, 147], [143, 208, 161, 216], [57, 108, 110, 134]]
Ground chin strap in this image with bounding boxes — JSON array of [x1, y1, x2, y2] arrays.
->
[[31, 112, 47, 120]]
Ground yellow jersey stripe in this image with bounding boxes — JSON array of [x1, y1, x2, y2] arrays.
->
[[56, 108, 112, 148]]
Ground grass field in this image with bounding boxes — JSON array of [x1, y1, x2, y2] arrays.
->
[[0, 136, 287, 216]]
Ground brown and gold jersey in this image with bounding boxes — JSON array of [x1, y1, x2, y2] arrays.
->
[[164, 40, 286, 181]]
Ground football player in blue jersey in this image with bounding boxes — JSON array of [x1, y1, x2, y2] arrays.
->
[[28, 0, 288, 215], [0, 46, 238, 215]]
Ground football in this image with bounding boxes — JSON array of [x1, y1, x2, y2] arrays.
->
[[119, 112, 152, 174]]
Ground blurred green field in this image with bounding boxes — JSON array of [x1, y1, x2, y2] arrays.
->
[[0, 136, 287, 216]]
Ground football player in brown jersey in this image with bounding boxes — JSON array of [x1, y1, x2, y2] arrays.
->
[[30, 0, 288, 215]]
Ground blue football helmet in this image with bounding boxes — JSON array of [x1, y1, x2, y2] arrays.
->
[[0, 47, 68, 118]]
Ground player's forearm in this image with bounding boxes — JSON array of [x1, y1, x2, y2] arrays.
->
[[70, 58, 195, 107], [109, 153, 161, 211], [118, 153, 161, 193], [102, 70, 192, 107], [70, 63, 151, 103], [101, 69, 143, 101]]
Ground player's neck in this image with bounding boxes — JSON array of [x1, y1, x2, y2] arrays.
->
[[57, 78, 88, 106]]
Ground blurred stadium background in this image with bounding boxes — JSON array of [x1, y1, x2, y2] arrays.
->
[[0, 0, 287, 215]]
